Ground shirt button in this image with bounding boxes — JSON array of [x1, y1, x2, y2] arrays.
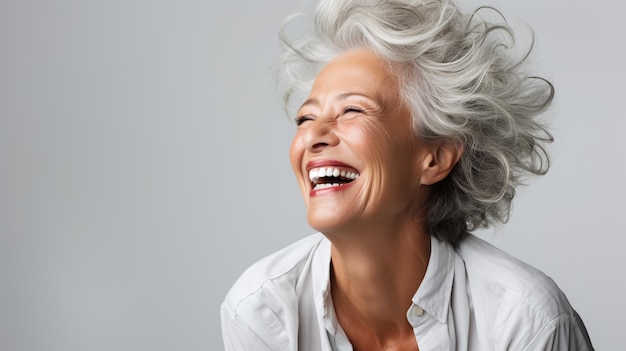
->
[[412, 306, 425, 317]]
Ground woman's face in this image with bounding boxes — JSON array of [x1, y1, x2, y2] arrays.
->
[[289, 49, 434, 233]]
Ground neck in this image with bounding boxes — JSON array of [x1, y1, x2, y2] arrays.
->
[[326, 215, 431, 344]]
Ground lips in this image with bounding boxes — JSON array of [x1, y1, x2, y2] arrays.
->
[[305, 160, 360, 191]]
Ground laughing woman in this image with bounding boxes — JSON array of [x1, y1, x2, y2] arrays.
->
[[221, 0, 593, 350]]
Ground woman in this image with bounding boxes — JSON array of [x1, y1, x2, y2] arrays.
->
[[221, 0, 593, 350]]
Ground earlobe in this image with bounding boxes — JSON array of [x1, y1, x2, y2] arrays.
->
[[420, 141, 463, 185]]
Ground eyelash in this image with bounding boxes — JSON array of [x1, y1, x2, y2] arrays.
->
[[344, 106, 364, 114], [295, 115, 313, 126], [295, 106, 365, 126]]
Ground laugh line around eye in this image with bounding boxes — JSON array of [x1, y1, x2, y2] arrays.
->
[[295, 106, 365, 126]]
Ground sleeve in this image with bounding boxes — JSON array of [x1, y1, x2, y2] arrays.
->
[[524, 312, 594, 351], [220, 302, 274, 351]]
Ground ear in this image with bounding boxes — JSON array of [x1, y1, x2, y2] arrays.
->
[[420, 140, 463, 186]]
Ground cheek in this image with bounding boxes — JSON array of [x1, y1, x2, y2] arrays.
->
[[343, 119, 420, 202], [341, 119, 396, 164], [289, 132, 312, 202], [340, 120, 396, 204], [289, 133, 304, 173]]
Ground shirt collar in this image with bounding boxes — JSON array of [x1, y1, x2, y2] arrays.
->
[[312, 237, 339, 335], [315, 234, 456, 328], [411, 236, 455, 323]]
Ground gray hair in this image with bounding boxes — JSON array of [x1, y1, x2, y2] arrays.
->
[[276, 0, 554, 245]]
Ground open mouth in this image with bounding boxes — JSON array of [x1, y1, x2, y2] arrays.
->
[[309, 167, 360, 190]]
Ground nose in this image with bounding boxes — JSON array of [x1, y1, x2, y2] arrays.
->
[[303, 117, 340, 153]]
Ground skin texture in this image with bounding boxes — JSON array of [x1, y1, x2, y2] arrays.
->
[[289, 49, 461, 351]]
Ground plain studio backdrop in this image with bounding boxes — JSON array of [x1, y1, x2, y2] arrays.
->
[[0, 0, 624, 350]]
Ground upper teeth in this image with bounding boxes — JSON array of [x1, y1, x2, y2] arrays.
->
[[308, 167, 360, 182]]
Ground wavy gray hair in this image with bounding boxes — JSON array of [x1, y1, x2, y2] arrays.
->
[[275, 0, 554, 245]]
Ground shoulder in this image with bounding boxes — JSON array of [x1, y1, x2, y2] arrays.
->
[[457, 234, 569, 314], [222, 232, 327, 314], [456, 235, 592, 348], [221, 233, 329, 350]]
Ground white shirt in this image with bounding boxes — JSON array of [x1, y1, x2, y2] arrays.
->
[[221, 233, 593, 350]]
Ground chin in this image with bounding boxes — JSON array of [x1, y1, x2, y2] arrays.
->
[[307, 208, 347, 233]]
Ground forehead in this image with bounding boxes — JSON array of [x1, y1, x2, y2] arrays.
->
[[308, 49, 398, 98]]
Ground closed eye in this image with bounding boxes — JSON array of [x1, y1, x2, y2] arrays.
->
[[295, 115, 314, 126], [344, 106, 364, 114], [295, 106, 363, 126]]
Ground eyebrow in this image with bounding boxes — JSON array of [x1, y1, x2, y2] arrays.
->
[[299, 92, 377, 110]]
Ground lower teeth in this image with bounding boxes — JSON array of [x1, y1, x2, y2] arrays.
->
[[314, 183, 341, 190]]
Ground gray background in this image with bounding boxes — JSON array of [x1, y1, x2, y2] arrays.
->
[[0, 0, 623, 350]]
